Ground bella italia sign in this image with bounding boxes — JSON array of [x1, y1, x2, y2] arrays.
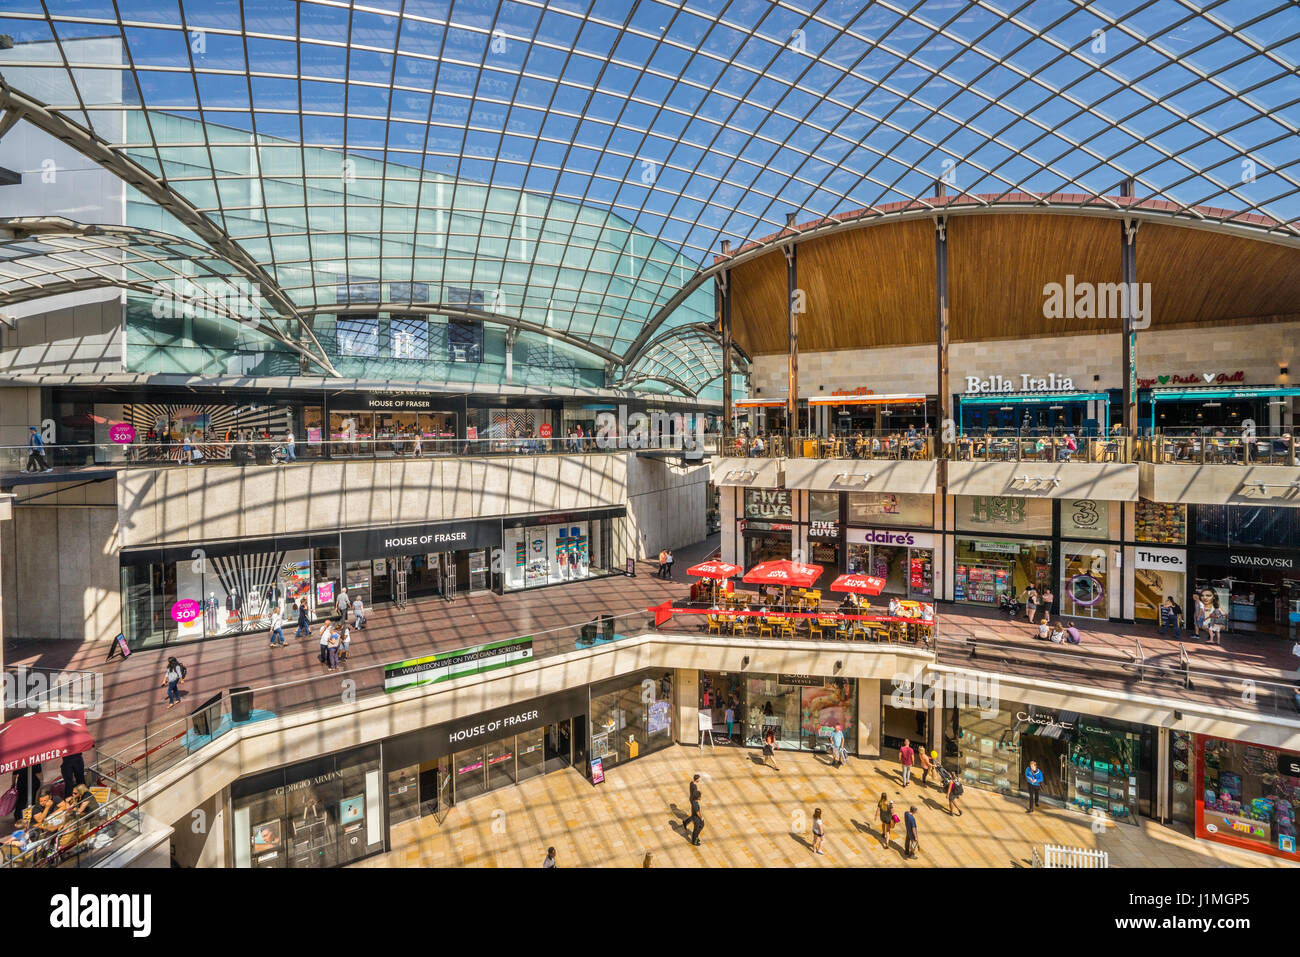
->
[[965, 373, 1075, 394]]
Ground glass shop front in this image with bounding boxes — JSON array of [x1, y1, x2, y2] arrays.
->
[[697, 672, 857, 754], [1195, 734, 1300, 863], [231, 746, 385, 869], [500, 508, 626, 591], [588, 670, 676, 771], [942, 702, 1154, 823]]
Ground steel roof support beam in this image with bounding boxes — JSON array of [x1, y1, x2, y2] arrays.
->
[[0, 80, 337, 376]]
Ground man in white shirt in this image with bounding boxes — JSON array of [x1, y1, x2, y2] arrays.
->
[[269, 606, 285, 648], [283, 429, 296, 463]]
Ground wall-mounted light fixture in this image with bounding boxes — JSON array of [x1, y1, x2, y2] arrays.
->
[[741, 655, 750, 669]]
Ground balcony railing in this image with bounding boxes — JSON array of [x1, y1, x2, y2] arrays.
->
[[2, 433, 722, 472], [1, 753, 141, 869], [724, 428, 1300, 467]]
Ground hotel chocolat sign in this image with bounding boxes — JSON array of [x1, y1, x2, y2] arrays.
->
[[344, 518, 500, 556]]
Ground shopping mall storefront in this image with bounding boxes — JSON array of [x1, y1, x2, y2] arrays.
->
[[120, 509, 627, 648], [697, 671, 858, 753], [953, 495, 1054, 606], [942, 701, 1155, 823], [1185, 733, 1300, 863], [229, 673, 674, 868]]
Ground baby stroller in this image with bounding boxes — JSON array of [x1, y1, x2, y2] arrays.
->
[[268, 443, 288, 464], [998, 588, 1021, 618]]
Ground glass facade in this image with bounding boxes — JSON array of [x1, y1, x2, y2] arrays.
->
[[954, 538, 1052, 605], [697, 673, 857, 755], [231, 746, 384, 869], [943, 704, 1153, 823], [589, 670, 674, 769], [501, 513, 625, 591], [1197, 735, 1300, 863], [121, 541, 339, 648]]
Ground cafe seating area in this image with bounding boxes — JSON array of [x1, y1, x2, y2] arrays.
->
[[696, 590, 933, 647]]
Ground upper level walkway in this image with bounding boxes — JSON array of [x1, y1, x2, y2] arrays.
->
[[6, 534, 1297, 768]]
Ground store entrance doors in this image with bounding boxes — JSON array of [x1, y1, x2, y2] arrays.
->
[[1020, 732, 1069, 805]]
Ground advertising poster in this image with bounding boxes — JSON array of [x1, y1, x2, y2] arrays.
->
[[284, 561, 311, 604], [383, 635, 534, 692], [251, 819, 282, 854], [648, 699, 671, 734], [340, 795, 365, 829], [590, 757, 605, 785], [316, 581, 335, 605]]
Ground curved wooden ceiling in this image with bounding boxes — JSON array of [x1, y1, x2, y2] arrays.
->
[[730, 213, 1300, 357]]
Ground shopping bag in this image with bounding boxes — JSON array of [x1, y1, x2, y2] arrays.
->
[[0, 787, 16, 819]]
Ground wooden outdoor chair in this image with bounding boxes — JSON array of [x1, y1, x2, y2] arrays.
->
[[757, 618, 774, 638], [707, 614, 722, 635], [777, 617, 795, 639]]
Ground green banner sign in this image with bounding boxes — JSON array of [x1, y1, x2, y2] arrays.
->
[[383, 635, 533, 693]]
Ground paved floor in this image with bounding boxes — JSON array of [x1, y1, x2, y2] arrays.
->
[[7, 526, 1299, 758], [5, 540, 721, 756], [357, 743, 1292, 869]]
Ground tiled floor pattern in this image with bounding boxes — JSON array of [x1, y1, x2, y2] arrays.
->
[[356, 744, 1292, 869]]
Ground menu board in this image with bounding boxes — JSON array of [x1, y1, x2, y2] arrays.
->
[[590, 757, 605, 785]]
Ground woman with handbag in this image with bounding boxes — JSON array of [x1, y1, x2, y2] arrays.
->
[[1208, 596, 1227, 645], [877, 791, 895, 848]]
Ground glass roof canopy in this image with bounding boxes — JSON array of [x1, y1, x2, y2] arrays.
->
[[1, 1, 1299, 396]]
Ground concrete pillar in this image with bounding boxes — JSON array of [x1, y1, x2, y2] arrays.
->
[[676, 668, 699, 746], [857, 677, 881, 758]]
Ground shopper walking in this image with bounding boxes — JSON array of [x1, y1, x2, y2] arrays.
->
[[811, 807, 825, 855], [830, 724, 846, 768], [1157, 596, 1182, 639], [25, 426, 51, 472], [294, 599, 310, 640], [542, 847, 557, 868], [762, 728, 780, 771], [352, 595, 366, 630], [59, 752, 86, 795], [665, 549, 675, 580], [687, 789, 705, 846], [724, 704, 735, 743], [877, 792, 895, 847], [335, 588, 350, 620], [918, 748, 934, 788], [1025, 759, 1043, 813], [946, 772, 964, 816], [899, 737, 915, 787], [689, 773, 701, 806], [657, 549, 668, 579], [162, 657, 186, 709], [1024, 586, 1038, 625], [903, 806, 920, 859], [268, 605, 286, 648], [1207, 596, 1226, 645]]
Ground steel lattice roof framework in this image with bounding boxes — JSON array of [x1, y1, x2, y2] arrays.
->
[[1, 0, 1299, 394]]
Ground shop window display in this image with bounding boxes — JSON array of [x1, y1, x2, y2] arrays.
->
[[1135, 501, 1186, 544], [1169, 730, 1195, 825], [846, 492, 933, 527], [231, 746, 383, 869], [954, 538, 1051, 605], [1198, 736, 1300, 861], [746, 679, 801, 751], [589, 671, 673, 768], [1061, 543, 1109, 620]]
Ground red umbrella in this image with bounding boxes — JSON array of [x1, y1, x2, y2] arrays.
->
[[829, 573, 887, 596], [742, 560, 824, 590], [687, 560, 742, 579], [0, 711, 95, 775]]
